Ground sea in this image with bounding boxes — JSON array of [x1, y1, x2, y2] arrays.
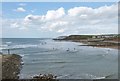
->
[[1, 38, 118, 79]]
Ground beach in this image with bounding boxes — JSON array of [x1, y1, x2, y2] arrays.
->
[[54, 34, 120, 50], [76, 40, 119, 50], [2, 2, 119, 80]]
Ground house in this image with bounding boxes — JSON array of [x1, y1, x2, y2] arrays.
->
[[92, 36, 102, 39], [101, 34, 117, 38], [92, 34, 117, 39]]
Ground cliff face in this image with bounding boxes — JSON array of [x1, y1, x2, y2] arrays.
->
[[2, 54, 22, 79]]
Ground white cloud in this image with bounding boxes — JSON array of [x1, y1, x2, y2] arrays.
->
[[6, 4, 118, 36], [57, 29, 65, 33], [45, 7, 65, 20], [31, 9, 36, 13], [10, 23, 19, 28], [19, 27, 28, 30], [68, 7, 93, 17], [19, 3, 26, 6], [14, 7, 26, 12]]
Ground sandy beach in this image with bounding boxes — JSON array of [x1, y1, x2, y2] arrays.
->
[[54, 34, 120, 50], [77, 41, 119, 50]]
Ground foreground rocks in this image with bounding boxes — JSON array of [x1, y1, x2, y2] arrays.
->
[[2, 54, 22, 79], [1, 54, 58, 81], [33, 74, 58, 81]]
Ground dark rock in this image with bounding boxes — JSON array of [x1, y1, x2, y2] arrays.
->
[[2, 54, 22, 79], [33, 74, 58, 81]]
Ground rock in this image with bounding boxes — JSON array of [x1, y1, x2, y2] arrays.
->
[[33, 74, 58, 81], [2, 54, 22, 79]]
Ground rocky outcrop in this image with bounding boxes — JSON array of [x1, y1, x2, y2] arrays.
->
[[2, 54, 22, 79], [33, 74, 58, 81]]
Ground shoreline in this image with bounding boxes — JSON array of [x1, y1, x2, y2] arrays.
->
[[54, 40, 119, 50], [53, 34, 120, 50], [79, 43, 119, 50], [76, 41, 119, 50]]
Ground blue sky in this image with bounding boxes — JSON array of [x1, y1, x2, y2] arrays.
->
[[1, 2, 118, 38], [2, 2, 114, 18]]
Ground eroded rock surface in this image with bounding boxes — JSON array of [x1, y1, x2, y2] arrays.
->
[[2, 54, 22, 79]]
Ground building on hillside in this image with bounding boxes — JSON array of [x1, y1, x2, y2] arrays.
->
[[92, 34, 117, 39]]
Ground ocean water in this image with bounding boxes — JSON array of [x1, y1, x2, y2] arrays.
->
[[1, 38, 118, 79]]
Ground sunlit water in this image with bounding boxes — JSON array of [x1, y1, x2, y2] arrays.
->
[[1, 38, 118, 79]]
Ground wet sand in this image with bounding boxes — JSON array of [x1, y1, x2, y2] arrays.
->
[[78, 41, 119, 50]]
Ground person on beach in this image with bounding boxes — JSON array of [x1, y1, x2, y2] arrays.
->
[[53, 48, 54, 50], [66, 48, 70, 51], [74, 48, 76, 50]]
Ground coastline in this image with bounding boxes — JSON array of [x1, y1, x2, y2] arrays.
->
[[76, 40, 119, 50], [53, 34, 120, 50], [1, 39, 118, 80], [54, 39, 119, 50]]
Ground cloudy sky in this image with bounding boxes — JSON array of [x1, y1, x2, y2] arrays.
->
[[2, 2, 118, 38]]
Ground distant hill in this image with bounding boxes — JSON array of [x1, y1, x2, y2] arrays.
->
[[53, 34, 119, 41]]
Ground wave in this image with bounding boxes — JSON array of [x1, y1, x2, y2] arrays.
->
[[25, 61, 67, 64], [12, 44, 38, 48], [5, 41, 12, 44], [56, 74, 106, 79], [84, 73, 115, 79], [0, 44, 39, 50], [52, 61, 67, 63]]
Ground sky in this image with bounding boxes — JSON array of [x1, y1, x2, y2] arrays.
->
[[1, 2, 118, 38]]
